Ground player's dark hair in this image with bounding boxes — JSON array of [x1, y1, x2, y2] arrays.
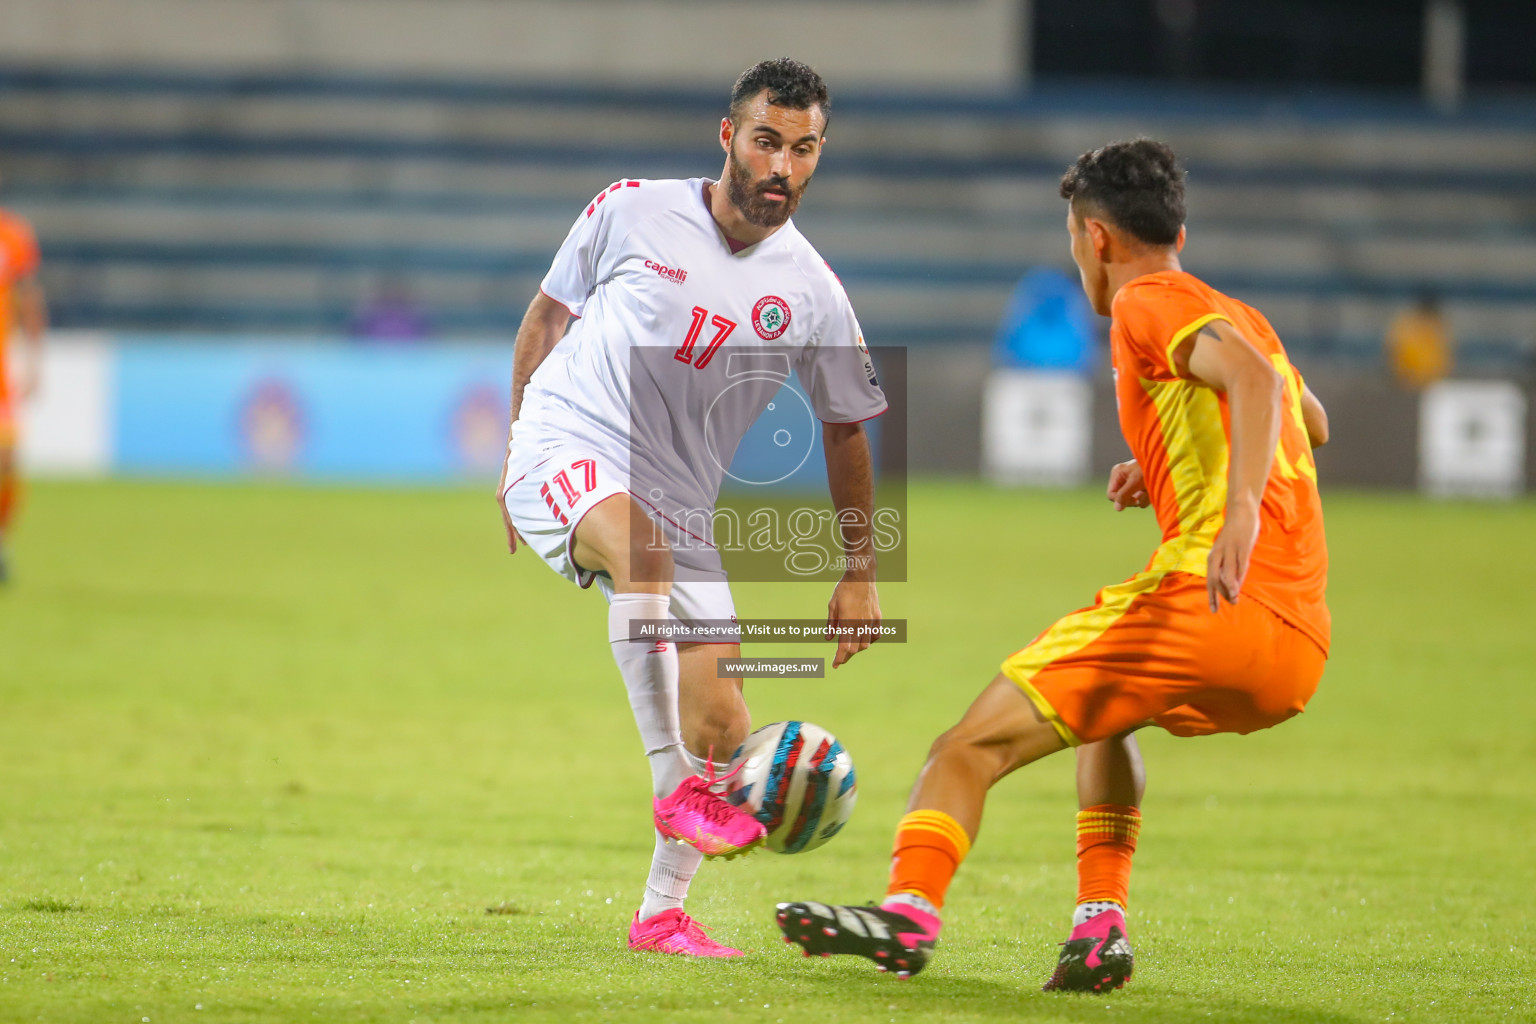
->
[[730, 58, 830, 128], [1059, 139, 1186, 247]]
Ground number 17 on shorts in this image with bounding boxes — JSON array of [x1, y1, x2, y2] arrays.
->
[[503, 446, 630, 587]]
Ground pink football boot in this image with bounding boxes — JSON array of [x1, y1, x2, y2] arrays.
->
[[775, 900, 940, 978], [1042, 906, 1134, 993], [628, 909, 743, 957], [653, 760, 766, 859]]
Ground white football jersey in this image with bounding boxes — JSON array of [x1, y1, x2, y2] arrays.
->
[[514, 177, 887, 536]]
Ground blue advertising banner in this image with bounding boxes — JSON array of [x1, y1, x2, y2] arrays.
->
[[114, 339, 513, 481], [108, 337, 885, 486]]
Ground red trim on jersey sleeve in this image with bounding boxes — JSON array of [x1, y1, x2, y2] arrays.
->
[[820, 407, 888, 426], [538, 287, 581, 320]]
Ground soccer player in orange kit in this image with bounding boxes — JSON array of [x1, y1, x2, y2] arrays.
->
[[776, 139, 1331, 993], [0, 194, 47, 584]]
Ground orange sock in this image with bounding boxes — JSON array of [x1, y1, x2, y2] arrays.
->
[[1076, 804, 1140, 908], [886, 809, 971, 910]]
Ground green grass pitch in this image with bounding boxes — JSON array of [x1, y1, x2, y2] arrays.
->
[[2, 479, 1533, 1023]]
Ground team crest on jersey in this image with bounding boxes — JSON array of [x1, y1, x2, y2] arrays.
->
[[752, 296, 791, 340]]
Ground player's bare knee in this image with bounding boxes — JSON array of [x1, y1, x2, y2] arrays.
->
[[927, 723, 1011, 781], [924, 727, 962, 766]]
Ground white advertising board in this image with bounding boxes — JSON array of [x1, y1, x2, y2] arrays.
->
[[17, 332, 115, 477], [1419, 380, 1526, 498], [982, 369, 1093, 487]]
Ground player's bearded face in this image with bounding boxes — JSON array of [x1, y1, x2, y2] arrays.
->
[[726, 141, 810, 228]]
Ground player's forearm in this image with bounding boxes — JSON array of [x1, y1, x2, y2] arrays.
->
[[508, 292, 571, 427], [509, 334, 550, 427], [1223, 363, 1284, 515], [1301, 385, 1329, 448], [823, 422, 876, 580]]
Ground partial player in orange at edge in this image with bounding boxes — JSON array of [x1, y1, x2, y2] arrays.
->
[[775, 139, 1331, 994], [0, 174, 48, 584]]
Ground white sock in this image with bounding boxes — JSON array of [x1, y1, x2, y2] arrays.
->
[[1073, 900, 1124, 927], [884, 892, 939, 918], [684, 749, 732, 791], [638, 829, 703, 920], [608, 593, 692, 797]]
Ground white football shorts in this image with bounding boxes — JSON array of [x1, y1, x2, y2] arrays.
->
[[500, 438, 738, 630]]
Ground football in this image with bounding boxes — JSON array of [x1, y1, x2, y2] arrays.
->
[[726, 721, 857, 853]]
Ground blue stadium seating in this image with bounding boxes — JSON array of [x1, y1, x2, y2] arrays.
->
[[1, 67, 1532, 369]]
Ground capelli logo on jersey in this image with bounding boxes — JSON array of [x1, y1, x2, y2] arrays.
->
[[644, 260, 688, 285]]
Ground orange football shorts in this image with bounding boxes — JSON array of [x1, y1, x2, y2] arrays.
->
[[1000, 570, 1325, 746]]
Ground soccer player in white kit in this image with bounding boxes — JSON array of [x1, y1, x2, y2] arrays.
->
[[496, 59, 888, 957]]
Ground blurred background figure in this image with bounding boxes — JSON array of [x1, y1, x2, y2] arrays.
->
[[0, 180, 47, 582], [983, 266, 1098, 488], [1386, 291, 1454, 390], [349, 276, 432, 343], [991, 266, 1097, 375]]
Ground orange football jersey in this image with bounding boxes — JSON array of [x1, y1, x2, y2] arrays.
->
[[0, 209, 41, 403], [1109, 270, 1330, 652]]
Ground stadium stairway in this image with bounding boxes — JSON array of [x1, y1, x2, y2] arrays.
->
[[2, 67, 1535, 369]]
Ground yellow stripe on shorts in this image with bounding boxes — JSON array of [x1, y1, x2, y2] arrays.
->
[[1000, 569, 1171, 748]]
